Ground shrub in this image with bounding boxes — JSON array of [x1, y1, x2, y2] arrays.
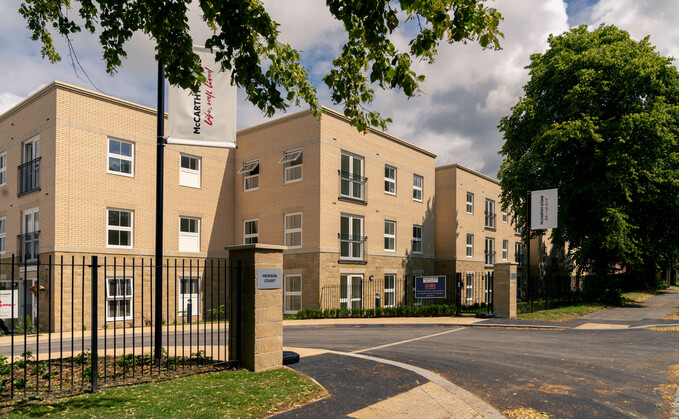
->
[[293, 304, 458, 320]]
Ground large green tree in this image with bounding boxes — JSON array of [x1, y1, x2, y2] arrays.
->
[[19, 0, 502, 131], [499, 25, 679, 299]]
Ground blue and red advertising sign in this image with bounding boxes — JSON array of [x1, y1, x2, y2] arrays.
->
[[415, 276, 446, 298]]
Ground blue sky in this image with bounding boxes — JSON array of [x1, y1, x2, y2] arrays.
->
[[2, 0, 678, 177]]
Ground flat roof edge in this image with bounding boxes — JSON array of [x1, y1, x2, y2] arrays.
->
[[436, 163, 499, 185]]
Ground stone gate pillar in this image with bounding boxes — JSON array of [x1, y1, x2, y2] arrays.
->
[[226, 244, 286, 371], [493, 262, 517, 319]]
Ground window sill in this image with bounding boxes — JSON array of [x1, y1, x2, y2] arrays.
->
[[337, 259, 367, 265], [107, 171, 134, 178], [338, 196, 368, 206], [18, 187, 41, 198], [484, 227, 496, 232]]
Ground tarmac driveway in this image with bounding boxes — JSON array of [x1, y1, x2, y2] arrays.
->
[[284, 325, 679, 418], [282, 288, 679, 418]]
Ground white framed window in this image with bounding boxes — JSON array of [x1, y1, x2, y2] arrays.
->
[[384, 220, 396, 252], [179, 154, 201, 188], [413, 174, 423, 202], [284, 275, 302, 314], [485, 237, 495, 266], [466, 234, 473, 258], [284, 213, 302, 248], [412, 225, 422, 254], [466, 192, 474, 214], [24, 137, 40, 162], [502, 240, 508, 260], [179, 216, 200, 252], [21, 208, 39, 262], [280, 150, 303, 183], [383, 274, 396, 307], [178, 277, 200, 317], [384, 165, 396, 195], [485, 198, 496, 229], [107, 209, 133, 248], [244, 219, 259, 244], [239, 160, 259, 191], [340, 214, 364, 260], [0, 217, 5, 254], [340, 152, 365, 200], [108, 138, 134, 176], [106, 278, 133, 321], [502, 209, 508, 223], [466, 272, 474, 301], [0, 152, 6, 186]]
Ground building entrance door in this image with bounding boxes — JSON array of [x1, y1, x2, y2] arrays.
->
[[340, 274, 363, 309]]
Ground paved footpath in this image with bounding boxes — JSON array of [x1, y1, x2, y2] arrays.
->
[[276, 287, 679, 418]]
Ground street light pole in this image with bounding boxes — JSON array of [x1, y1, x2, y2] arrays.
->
[[154, 59, 166, 365]]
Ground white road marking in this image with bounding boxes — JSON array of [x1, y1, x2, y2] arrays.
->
[[351, 327, 466, 354]]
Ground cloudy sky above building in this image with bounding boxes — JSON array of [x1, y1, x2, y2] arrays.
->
[[2, 0, 678, 177]]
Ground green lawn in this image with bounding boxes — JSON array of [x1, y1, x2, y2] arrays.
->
[[1, 368, 325, 418], [516, 287, 670, 322], [517, 303, 606, 321]]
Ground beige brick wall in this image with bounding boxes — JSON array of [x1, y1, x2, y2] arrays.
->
[[435, 164, 520, 271], [319, 112, 436, 257], [234, 111, 321, 247], [0, 85, 58, 256], [50, 83, 232, 258]]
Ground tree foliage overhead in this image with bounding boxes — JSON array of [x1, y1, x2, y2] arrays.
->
[[499, 25, 679, 289], [19, 0, 502, 131]]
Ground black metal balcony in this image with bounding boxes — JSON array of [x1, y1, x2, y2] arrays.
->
[[18, 231, 40, 263], [18, 157, 40, 197]]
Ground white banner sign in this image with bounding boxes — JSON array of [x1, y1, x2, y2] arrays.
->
[[168, 47, 237, 148], [0, 290, 18, 319], [531, 188, 558, 230]]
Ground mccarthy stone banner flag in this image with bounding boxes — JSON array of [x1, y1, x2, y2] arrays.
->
[[168, 47, 237, 148], [530, 188, 558, 230]]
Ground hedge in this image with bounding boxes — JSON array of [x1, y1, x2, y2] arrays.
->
[[295, 304, 457, 320]]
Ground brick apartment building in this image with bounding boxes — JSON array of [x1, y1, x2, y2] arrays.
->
[[0, 82, 233, 328], [235, 109, 436, 312], [0, 82, 539, 327]]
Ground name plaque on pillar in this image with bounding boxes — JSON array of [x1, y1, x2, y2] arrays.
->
[[257, 269, 282, 289]]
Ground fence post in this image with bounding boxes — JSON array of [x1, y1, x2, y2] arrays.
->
[[493, 262, 517, 318], [90, 256, 99, 393]]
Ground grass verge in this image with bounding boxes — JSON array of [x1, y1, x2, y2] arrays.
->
[[517, 304, 605, 321], [517, 287, 672, 322], [621, 289, 659, 305], [1, 368, 325, 418]]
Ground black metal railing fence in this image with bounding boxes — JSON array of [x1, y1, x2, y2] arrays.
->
[[0, 254, 233, 402]]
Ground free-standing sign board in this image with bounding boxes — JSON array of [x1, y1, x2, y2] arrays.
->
[[531, 188, 558, 230], [415, 276, 446, 299], [0, 290, 18, 319]]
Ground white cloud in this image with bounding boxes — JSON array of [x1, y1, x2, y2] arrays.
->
[[9, 0, 679, 178], [588, 0, 679, 61], [0, 92, 24, 116]]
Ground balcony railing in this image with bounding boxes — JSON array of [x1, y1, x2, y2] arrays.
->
[[338, 233, 367, 262], [339, 170, 367, 202], [18, 231, 40, 263], [18, 157, 41, 196]]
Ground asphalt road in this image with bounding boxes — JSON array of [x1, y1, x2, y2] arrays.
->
[[283, 325, 679, 418]]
